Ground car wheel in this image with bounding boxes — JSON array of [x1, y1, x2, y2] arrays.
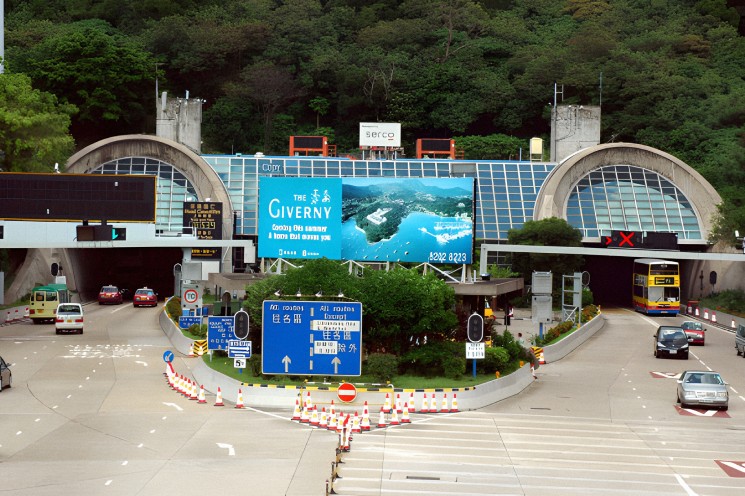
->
[[721, 405, 729, 411], [676, 393, 681, 404], [55, 329, 60, 335], [682, 352, 689, 359]]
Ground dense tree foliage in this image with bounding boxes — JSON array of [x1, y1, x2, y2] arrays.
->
[[0, 73, 76, 172], [4, 0, 745, 240]]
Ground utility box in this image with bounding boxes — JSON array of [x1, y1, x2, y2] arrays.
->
[[532, 271, 553, 295], [532, 295, 553, 324]]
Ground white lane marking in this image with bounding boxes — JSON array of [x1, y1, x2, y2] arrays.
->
[[217, 442, 235, 456], [112, 305, 128, 313], [35, 418, 40, 422], [16, 431, 22, 436], [739, 395, 745, 402], [149, 429, 155, 434], [121, 461, 128, 466], [134, 361, 148, 367], [137, 443, 143, 448], [729, 386, 738, 394], [105, 480, 112, 486], [674, 474, 699, 496], [162, 402, 183, 411]]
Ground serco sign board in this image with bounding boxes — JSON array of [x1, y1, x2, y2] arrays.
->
[[262, 300, 362, 376], [359, 122, 401, 148]]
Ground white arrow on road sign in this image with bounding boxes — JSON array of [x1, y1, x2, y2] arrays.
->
[[216, 442, 235, 456], [282, 355, 291, 373], [332, 357, 341, 373]]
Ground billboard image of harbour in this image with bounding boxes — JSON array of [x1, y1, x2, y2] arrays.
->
[[341, 178, 474, 264]]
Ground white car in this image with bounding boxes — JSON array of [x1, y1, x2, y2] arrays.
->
[[55, 303, 84, 334]]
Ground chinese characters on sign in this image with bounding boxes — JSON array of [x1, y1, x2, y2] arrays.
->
[[183, 202, 223, 260], [261, 300, 362, 376]]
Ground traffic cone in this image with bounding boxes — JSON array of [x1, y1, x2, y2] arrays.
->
[[712, 312, 717, 324], [408, 392, 416, 413], [291, 398, 301, 421], [167, 369, 175, 389], [377, 407, 387, 428], [300, 404, 310, 423], [732, 319, 737, 329], [383, 393, 392, 413], [420, 393, 429, 413], [335, 411, 345, 433], [304, 391, 313, 409], [328, 409, 338, 430], [390, 408, 400, 426], [360, 405, 371, 431], [235, 389, 245, 409], [451, 393, 459, 412], [429, 394, 438, 413], [329, 399, 335, 416], [441, 394, 449, 413], [214, 387, 224, 406], [197, 384, 207, 404], [188, 342, 195, 357], [341, 416, 351, 451], [695, 307, 700, 317], [401, 404, 411, 423], [352, 412, 361, 433], [704, 309, 709, 319], [164, 362, 171, 377], [189, 381, 198, 400], [310, 406, 320, 426], [395, 394, 403, 413], [319, 407, 328, 429]]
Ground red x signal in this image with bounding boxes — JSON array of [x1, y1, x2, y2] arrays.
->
[[619, 231, 636, 247]]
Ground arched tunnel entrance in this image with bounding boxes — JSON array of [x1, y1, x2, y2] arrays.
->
[[68, 248, 183, 302], [582, 256, 635, 308]]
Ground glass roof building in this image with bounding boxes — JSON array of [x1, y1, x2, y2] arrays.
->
[[75, 137, 717, 250]]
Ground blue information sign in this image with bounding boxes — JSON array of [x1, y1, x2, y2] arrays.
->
[[262, 300, 362, 376], [179, 315, 202, 329], [163, 350, 174, 363], [207, 316, 235, 351]]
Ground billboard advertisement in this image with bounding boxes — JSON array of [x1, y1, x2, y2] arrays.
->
[[258, 177, 343, 259], [359, 122, 401, 148], [259, 177, 473, 264]]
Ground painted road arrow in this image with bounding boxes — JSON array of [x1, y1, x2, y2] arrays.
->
[[216, 443, 235, 456]]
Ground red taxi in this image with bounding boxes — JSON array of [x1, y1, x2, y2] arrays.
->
[[681, 321, 705, 345], [133, 287, 158, 307]]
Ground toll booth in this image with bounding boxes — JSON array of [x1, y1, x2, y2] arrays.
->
[[416, 138, 456, 159], [289, 136, 331, 156]]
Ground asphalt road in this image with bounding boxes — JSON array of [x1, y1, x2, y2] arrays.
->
[[2, 306, 745, 495], [0, 302, 337, 496]]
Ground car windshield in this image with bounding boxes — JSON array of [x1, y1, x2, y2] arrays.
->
[[58, 305, 80, 313], [101, 286, 118, 292], [136, 290, 153, 296], [686, 373, 723, 385], [682, 322, 702, 330]]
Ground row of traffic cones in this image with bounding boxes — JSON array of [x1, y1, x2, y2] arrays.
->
[[381, 392, 459, 414], [165, 362, 245, 408]]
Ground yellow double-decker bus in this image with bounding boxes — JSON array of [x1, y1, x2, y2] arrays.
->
[[632, 258, 680, 315]]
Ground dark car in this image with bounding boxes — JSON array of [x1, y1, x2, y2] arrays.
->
[[133, 287, 158, 307], [680, 321, 705, 345], [654, 325, 690, 359], [0, 355, 12, 391], [98, 285, 123, 305]]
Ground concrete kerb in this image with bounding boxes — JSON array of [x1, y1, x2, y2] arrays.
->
[[542, 313, 606, 363], [158, 302, 602, 410]]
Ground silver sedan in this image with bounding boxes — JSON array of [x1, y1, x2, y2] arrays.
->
[[676, 370, 729, 410]]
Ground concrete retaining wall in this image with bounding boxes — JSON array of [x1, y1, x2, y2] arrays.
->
[[543, 313, 606, 363]]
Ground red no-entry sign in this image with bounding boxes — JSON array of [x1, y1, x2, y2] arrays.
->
[[337, 382, 357, 403]]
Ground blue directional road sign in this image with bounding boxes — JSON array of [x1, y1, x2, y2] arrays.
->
[[207, 316, 235, 351], [179, 315, 202, 329], [163, 350, 174, 363], [228, 340, 252, 358], [262, 300, 362, 376]]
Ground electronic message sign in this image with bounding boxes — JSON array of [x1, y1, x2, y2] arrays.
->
[[258, 177, 474, 264], [183, 201, 222, 260]]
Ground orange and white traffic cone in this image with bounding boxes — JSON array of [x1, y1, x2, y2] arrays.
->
[[189, 381, 198, 400], [429, 394, 438, 413], [235, 389, 245, 409], [291, 398, 302, 421], [420, 393, 429, 413], [352, 412, 361, 433], [395, 394, 403, 413], [377, 407, 387, 428], [389, 408, 400, 426], [341, 416, 351, 451], [304, 391, 313, 409], [188, 342, 195, 357], [383, 393, 392, 413], [712, 312, 717, 324], [401, 404, 411, 423], [319, 407, 328, 429], [310, 406, 320, 426], [360, 407, 371, 431], [441, 394, 449, 413], [328, 409, 338, 430], [300, 404, 310, 423], [214, 387, 224, 406], [197, 384, 207, 404], [451, 393, 459, 412], [408, 392, 416, 413]]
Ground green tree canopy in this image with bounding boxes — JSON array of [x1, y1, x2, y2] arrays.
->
[[0, 73, 76, 172]]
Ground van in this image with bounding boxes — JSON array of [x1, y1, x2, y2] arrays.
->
[[736, 324, 745, 356], [55, 303, 84, 334]]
